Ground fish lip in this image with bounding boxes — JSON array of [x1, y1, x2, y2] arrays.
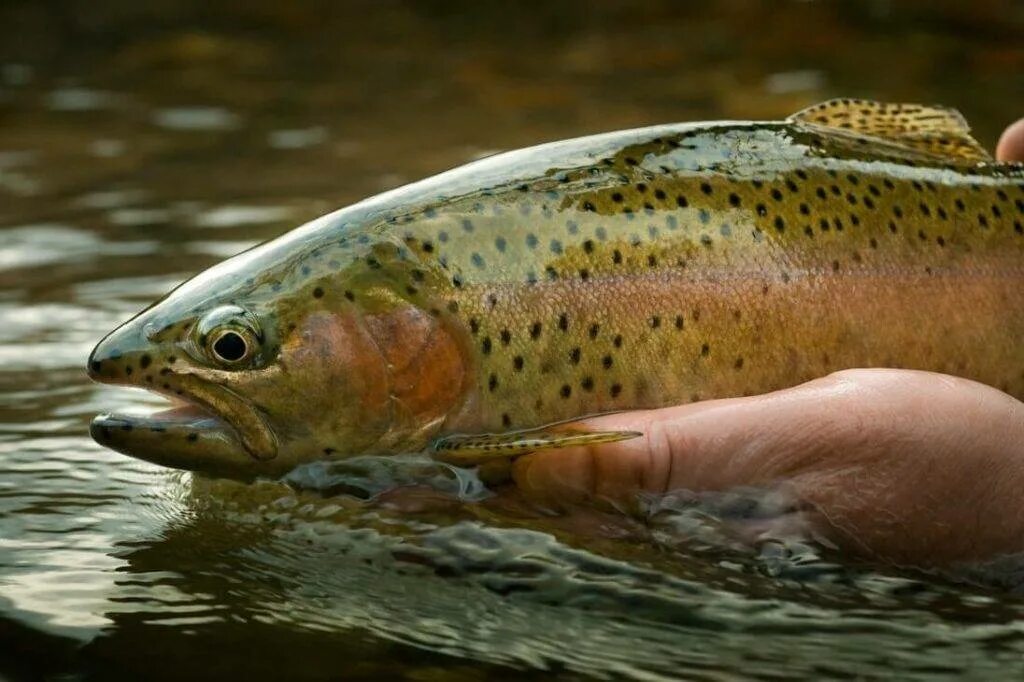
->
[[171, 372, 279, 460], [90, 372, 278, 464]]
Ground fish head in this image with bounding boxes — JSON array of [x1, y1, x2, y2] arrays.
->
[[87, 238, 467, 478]]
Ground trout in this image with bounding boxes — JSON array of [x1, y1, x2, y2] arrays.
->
[[88, 99, 1024, 478]]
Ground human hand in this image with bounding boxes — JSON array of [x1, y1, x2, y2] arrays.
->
[[997, 117, 1024, 163], [509, 121, 1024, 568]]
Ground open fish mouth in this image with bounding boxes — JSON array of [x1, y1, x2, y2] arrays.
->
[[89, 378, 278, 477]]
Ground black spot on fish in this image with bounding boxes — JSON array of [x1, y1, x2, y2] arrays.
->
[[676, 195, 688, 208], [560, 384, 572, 398], [472, 252, 485, 268], [495, 237, 507, 252], [558, 314, 569, 331], [482, 337, 492, 354], [550, 239, 563, 255], [610, 383, 622, 398], [513, 356, 524, 371], [581, 377, 594, 392], [526, 233, 538, 249], [313, 287, 324, 298], [500, 329, 511, 345], [488, 374, 498, 391], [569, 347, 581, 364], [530, 322, 542, 339], [344, 290, 355, 301], [139, 355, 151, 369]]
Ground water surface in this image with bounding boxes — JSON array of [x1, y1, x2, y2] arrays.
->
[[2, 2, 1024, 679]]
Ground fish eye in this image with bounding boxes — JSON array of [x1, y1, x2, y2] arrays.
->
[[194, 305, 263, 368], [210, 329, 250, 364]]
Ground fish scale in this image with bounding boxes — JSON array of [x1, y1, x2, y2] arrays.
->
[[87, 99, 1024, 476], [392, 130, 1024, 434]]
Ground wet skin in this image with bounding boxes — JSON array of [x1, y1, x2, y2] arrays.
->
[[87, 106, 1024, 566], [88, 100, 1024, 482], [512, 129, 1024, 567]]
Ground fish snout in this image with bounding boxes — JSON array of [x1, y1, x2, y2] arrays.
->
[[87, 320, 158, 385]]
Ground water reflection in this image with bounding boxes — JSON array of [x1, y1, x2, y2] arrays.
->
[[2, 0, 1024, 679]]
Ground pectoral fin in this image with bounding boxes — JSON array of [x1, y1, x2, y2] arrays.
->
[[789, 98, 991, 162], [430, 427, 642, 466]]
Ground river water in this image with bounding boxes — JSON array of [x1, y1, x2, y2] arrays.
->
[[2, 1, 1024, 679]]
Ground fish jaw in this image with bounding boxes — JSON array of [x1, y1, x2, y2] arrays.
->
[[90, 404, 266, 478], [86, 313, 282, 476]]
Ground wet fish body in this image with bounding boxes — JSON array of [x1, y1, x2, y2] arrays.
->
[[88, 100, 1024, 476]]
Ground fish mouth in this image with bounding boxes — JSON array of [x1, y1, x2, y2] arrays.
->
[[89, 376, 279, 477]]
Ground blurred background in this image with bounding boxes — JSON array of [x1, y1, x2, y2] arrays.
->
[[1, 2, 1023, 681]]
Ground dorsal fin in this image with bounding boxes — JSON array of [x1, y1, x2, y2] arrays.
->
[[788, 98, 991, 163]]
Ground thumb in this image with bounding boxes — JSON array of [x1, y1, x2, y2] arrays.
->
[[996, 118, 1024, 162]]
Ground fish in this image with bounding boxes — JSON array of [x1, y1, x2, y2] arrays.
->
[[87, 99, 1024, 478]]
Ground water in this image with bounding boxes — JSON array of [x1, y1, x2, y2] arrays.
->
[[2, 1, 1024, 679]]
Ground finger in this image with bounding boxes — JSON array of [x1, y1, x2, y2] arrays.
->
[[996, 118, 1024, 162], [511, 369, 1024, 563]]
